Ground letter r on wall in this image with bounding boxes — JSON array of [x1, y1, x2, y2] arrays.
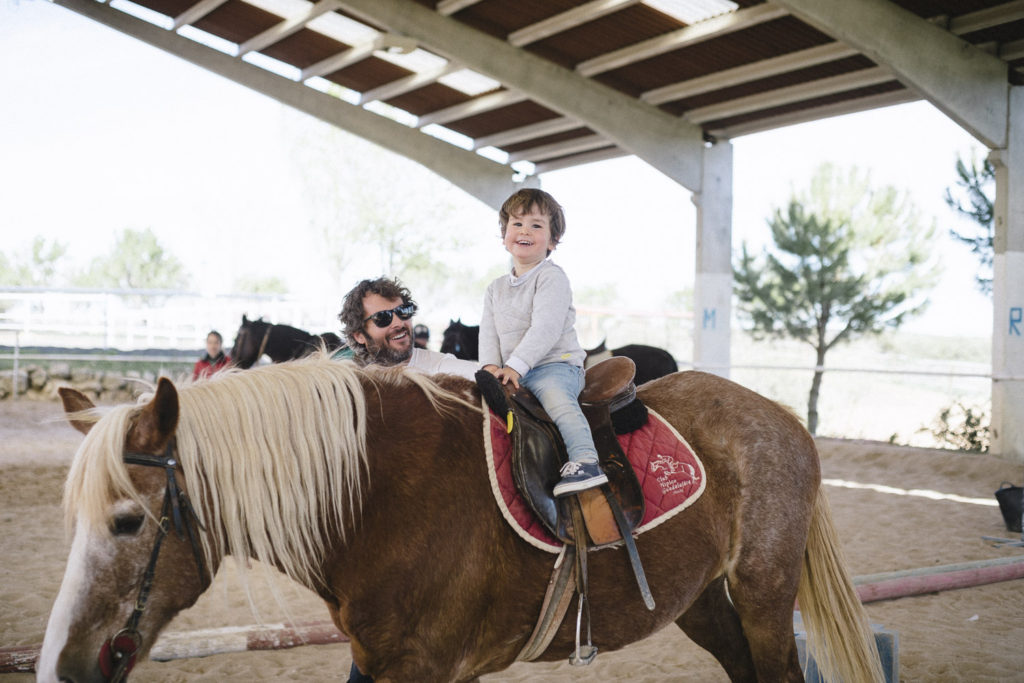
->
[[1011, 307, 1022, 336]]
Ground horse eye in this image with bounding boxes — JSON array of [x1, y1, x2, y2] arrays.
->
[[110, 514, 145, 536]]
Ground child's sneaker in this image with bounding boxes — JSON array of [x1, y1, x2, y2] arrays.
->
[[553, 460, 609, 497]]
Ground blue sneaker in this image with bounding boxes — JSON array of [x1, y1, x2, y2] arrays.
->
[[553, 460, 609, 497]]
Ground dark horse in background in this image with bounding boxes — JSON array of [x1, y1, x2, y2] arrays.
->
[[441, 319, 677, 385], [231, 314, 343, 368]]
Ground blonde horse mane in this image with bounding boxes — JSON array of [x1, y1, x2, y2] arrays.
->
[[63, 355, 476, 592]]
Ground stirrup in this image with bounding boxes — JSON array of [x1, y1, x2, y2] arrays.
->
[[569, 592, 597, 666]]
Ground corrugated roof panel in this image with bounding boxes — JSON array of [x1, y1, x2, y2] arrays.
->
[[386, 83, 475, 117], [320, 56, 415, 93], [260, 28, 349, 70], [194, 1, 281, 44]]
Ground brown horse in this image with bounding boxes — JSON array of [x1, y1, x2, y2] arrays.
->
[[38, 356, 882, 682]]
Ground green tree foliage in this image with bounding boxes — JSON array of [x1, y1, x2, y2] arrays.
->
[[0, 237, 69, 287], [76, 228, 188, 291], [734, 164, 938, 435], [944, 155, 994, 295]]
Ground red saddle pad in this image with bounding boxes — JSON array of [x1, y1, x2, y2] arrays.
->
[[483, 403, 706, 553]]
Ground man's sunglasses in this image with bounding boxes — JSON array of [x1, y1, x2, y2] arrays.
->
[[364, 302, 417, 328]]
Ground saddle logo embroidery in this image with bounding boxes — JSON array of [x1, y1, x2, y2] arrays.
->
[[649, 454, 699, 496]]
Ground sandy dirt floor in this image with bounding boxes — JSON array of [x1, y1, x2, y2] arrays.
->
[[2, 398, 1022, 682]]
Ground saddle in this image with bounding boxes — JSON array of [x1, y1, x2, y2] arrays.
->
[[476, 357, 655, 664], [478, 358, 646, 546]]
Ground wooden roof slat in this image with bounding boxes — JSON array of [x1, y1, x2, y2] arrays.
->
[[509, 0, 640, 47], [576, 3, 788, 76], [687, 65, 895, 123], [417, 89, 527, 127], [237, 0, 341, 56]]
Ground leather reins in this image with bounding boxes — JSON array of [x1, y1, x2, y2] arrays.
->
[[98, 439, 209, 682]]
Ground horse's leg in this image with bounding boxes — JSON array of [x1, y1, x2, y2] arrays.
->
[[674, 576, 758, 682], [724, 523, 807, 681]]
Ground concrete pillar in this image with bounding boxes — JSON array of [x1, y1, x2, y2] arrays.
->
[[990, 85, 1024, 463], [693, 141, 733, 378]]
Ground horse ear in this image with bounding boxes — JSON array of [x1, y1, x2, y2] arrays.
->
[[59, 387, 96, 435], [130, 377, 180, 453], [243, 314, 249, 324]]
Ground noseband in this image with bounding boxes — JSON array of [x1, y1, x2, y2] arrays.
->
[[98, 439, 209, 682]]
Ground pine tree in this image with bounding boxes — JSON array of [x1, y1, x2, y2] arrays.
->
[[734, 164, 938, 434], [944, 155, 994, 295]]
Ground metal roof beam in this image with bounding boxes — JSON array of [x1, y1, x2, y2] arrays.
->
[[708, 89, 919, 139], [643, 41, 858, 104], [338, 0, 706, 191], [53, 0, 519, 209], [774, 0, 1009, 148], [472, 117, 581, 150], [509, 0, 640, 47], [416, 89, 527, 127], [507, 134, 611, 162], [533, 147, 628, 174], [686, 66, 894, 124], [359, 62, 462, 105]]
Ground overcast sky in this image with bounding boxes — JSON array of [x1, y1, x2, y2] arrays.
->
[[0, 0, 993, 338]]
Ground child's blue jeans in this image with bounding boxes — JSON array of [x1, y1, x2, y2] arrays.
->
[[520, 362, 598, 464]]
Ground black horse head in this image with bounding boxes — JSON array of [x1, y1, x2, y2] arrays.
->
[[231, 315, 271, 369], [440, 319, 479, 361]]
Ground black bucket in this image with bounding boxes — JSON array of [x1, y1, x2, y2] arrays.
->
[[995, 482, 1023, 534]]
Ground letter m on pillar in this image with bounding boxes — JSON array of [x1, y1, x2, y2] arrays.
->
[[703, 308, 716, 330]]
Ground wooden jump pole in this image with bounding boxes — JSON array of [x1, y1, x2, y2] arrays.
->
[[852, 555, 1024, 603], [0, 620, 347, 674], [6, 556, 1024, 673]]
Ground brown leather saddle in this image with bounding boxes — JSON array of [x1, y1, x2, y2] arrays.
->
[[476, 357, 655, 612]]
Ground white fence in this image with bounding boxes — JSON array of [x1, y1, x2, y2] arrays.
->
[[0, 287, 340, 351]]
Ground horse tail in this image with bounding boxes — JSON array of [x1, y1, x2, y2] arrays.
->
[[797, 489, 884, 683]]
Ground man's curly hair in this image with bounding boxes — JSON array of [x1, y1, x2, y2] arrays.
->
[[338, 276, 415, 359]]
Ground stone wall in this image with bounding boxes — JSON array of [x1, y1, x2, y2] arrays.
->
[[0, 363, 162, 403]]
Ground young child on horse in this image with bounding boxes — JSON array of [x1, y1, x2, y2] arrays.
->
[[479, 188, 607, 497]]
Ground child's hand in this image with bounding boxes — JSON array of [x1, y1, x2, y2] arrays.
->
[[494, 366, 521, 389]]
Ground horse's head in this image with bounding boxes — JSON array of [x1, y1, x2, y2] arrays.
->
[[38, 381, 211, 683], [231, 315, 268, 369], [440, 319, 479, 361]]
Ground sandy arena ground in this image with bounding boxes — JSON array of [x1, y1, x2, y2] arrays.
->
[[2, 397, 1023, 682]]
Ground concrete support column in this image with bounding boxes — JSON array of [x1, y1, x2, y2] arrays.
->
[[990, 86, 1024, 463], [693, 141, 733, 378]]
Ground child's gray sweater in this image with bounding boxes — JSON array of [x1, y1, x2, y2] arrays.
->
[[479, 259, 586, 377]]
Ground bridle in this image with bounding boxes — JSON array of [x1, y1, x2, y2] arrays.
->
[[97, 439, 210, 682]]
